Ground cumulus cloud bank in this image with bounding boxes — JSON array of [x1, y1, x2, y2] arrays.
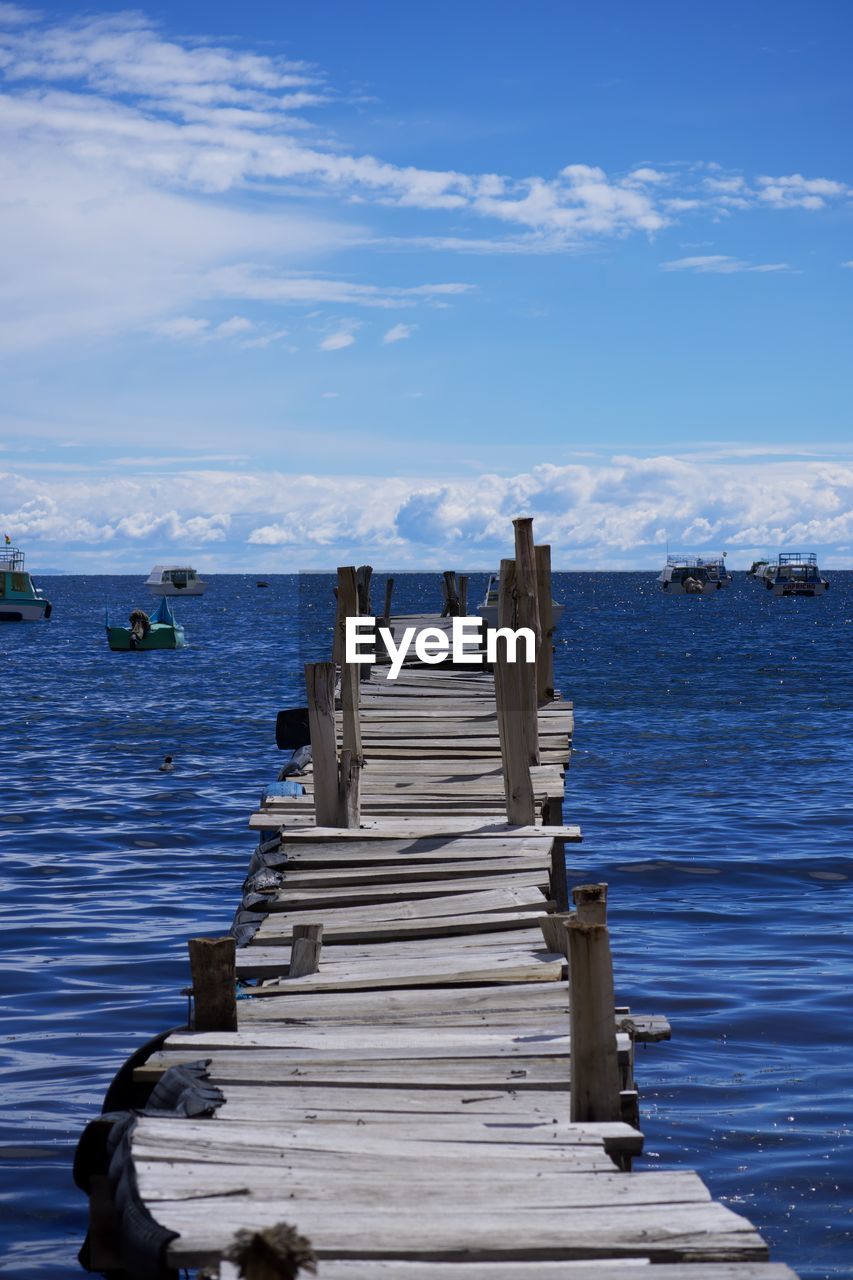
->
[[3, 454, 852, 570]]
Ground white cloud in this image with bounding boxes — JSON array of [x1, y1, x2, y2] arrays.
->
[[661, 255, 790, 274], [382, 323, 415, 344], [320, 330, 356, 351], [153, 316, 210, 339], [756, 173, 848, 210], [213, 315, 253, 337], [0, 10, 849, 356], [4, 452, 853, 570]]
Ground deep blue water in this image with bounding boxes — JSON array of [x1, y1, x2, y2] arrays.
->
[[1, 572, 851, 1277]]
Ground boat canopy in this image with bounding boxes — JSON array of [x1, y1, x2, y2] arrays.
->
[[152, 597, 177, 625]]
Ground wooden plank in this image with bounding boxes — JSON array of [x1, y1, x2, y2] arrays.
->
[[249, 819, 582, 839], [158, 1199, 767, 1267], [251, 908, 553, 947]]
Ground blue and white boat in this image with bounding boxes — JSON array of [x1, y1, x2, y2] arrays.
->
[[759, 552, 829, 597], [0, 543, 52, 621]]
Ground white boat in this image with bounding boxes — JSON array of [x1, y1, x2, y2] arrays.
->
[[0, 542, 52, 621], [476, 573, 565, 629], [759, 552, 828, 597], [658, 554, 721, 595], [145, 565, 207, 597], [697, 554, 732, 588]]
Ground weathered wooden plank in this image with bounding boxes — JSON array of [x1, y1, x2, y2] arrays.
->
[[289, 1266, 796, 1280], [251, 908, 553, 947], [249, 819, 582, 839], [158, 1199, 767, 1267]]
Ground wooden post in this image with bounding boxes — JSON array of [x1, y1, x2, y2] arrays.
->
[[441, 570, 460, 617], [538, 913, 572, 957], [513, 517, 541, 764], [566, 918, 621, 1122], [458, 574, 469, 616], [337, 747, 361, 829], [549, 838, 569, 911], [331, 585, 343, 665], [336, 567, 362, 759], [382, 576, 395, 626], [356, 564, 373, 615], [304, 662, 339, 826], [188, 937, 237, 1032], [573, 882, 608, 924], [289, 923, 323, 978], [494, 558, 535, 825], [535, 543, 555, 704]]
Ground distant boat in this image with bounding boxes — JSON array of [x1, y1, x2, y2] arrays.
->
[[697, 554, 732, 588], [658, 554, 721, 595], [747, 559, 769, 579], [759, 552, 829, 597], [0, 542, 52, 621], [476, 573, 565, 629], [256, 580, 270, 589], [106, 597, 186, 650], [145, 565, 206, 596]]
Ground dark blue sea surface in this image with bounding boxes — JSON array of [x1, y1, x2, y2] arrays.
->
[[0, 571, 850, 1277]]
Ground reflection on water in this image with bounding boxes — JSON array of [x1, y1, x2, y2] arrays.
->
[[0, 572, 850, 1277]]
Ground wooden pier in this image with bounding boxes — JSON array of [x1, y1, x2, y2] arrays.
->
[[75, 526, 797, 1280]]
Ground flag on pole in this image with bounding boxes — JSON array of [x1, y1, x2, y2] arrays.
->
[[4, 534, 10, 545]]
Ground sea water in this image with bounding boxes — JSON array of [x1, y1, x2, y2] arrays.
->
[[0, 572, 850, 1277]]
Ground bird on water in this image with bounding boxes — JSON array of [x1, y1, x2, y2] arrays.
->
[[159, 755, 175, 772]]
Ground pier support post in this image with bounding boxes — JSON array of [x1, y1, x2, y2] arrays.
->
[[188, 937, 237, 1032], [289, 923, 323, 978], [573, 883, 608, 924], [356, 564, 373, 615], [566, 917, 621, 1123], [336, 567, 362, 760], [458, 574, 469, 616], [538, 913, 572, 957], [382, 576, 395, 626], [535, 543, 555, 704], [337, 747, 361, 828], [441, 571, 460, 617], [494, 558, 536, 825], [549, 838, 569, 911], [513, 517, 541, 764], [305, 662, 340, 827]]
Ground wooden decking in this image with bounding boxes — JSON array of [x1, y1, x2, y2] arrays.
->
[[102, 641, 797, 1279]]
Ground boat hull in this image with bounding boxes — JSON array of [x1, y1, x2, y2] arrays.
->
[[658, 580, 719, 595], [0, 599, 52, 621], [146, 584, 206, 597], [766, 582, 828, 598], [106, 623, 186, 650]]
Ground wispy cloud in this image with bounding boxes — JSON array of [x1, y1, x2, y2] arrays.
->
[[0, 9, 849, 356], [320, 330, 356, 351], [383, 323, 415, 344], [661, 255, 790, 274]]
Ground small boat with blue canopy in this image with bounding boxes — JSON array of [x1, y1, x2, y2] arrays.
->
[[105, 597, 186, 651]]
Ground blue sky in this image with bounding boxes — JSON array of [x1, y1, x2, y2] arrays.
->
[[1, 0, 851, 570]]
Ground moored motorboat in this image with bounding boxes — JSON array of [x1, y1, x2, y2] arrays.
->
[[106, 597, 186, 650], [476, 572, 565, 629], [145, 565, 206, 596], [658, 554, 719, 595], [0, 541, 52, 621], [697, 553, 732, 588], [759, 552, 829, 597], [747, 559, 769, 579]]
